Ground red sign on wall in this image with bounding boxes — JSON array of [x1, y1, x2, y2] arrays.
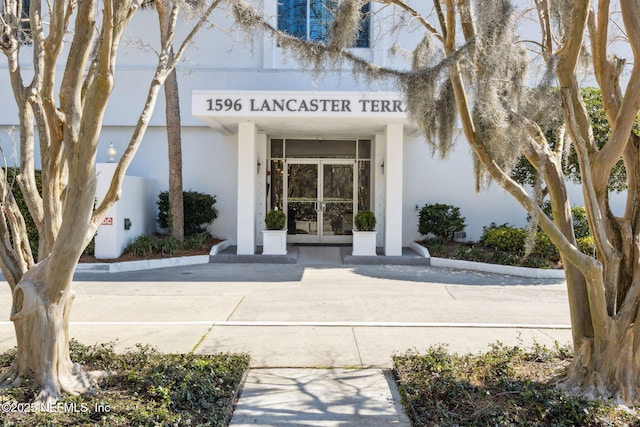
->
[[102, 217, 113, 226]]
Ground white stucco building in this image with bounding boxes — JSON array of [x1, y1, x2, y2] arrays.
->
[[2, 2, 620, 257]]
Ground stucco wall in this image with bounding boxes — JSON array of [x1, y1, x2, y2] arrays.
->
[[95, 163, 158, 259]]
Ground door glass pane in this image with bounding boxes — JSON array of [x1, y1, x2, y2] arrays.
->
[[323, 163, 353, 236], [270, 160, 284, 211], [358, 161, 371, 211], [287, 163, 318, 236]]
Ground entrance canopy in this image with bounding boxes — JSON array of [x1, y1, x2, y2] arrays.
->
[[191, 90, 407, 257], [192, 90, 409, 136]]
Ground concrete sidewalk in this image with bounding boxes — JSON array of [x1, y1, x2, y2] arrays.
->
[[0, 258, 571, 426]]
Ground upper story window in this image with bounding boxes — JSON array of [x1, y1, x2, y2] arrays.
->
[[277, 0, 370, 48], [1, 0, 31, 43], [20, 0, 31, 43]]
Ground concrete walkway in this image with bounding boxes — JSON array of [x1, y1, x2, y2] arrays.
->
[[0, 249, 572, 426]]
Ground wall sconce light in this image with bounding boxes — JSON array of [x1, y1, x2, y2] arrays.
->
[[257, 159, 262, 175], [124, 218, 132, 230], [107, 143, 117, 163], [380, 161, 385, 175]]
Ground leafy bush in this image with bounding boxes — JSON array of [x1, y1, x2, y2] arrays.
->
[[480, 223, 527, 254], [126, 235, 161, 256], [354, 210, 376, 231], [183, 231, 211, 250], [264, 209, 286, 230], [157, 236, 181, 255], [577, 235, 595, 256], [418, 203, 466, 241], [157, 191, 218, 236], [538, 202, 592, 240], [485, 250, 520, 266], [480, 223, 560, 265], [571, 206, 591, 239], [531, 231, 559, 261]]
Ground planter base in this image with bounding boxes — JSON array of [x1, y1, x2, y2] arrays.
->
[[352, 231, 377, 256], [262, 230, 288, 255]]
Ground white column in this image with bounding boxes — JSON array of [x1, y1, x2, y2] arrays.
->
[[384, 122, 404, 256], [237, 122, 257, 254]]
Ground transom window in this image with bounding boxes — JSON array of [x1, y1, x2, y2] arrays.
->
[[277, 0, 370, 48]]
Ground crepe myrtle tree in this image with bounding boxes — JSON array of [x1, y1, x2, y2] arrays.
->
[[0, 0, 221, 404], [232, 0, 640, 403]]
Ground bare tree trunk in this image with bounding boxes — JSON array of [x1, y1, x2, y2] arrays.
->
[[2, 263, 102, 404], [158, 2, 185, 240], [567, 321, 640, 402], [165, 67, 185, 240]]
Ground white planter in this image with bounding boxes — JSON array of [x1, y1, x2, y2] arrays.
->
[[352, 230, 377, 256], [262, 229, 288, 255]]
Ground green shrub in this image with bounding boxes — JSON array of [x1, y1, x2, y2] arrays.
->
[[480, 223, 527, 254], [126, 235, 161, 257], [577, 235, 595, 256], [538, 202, 592, 240], [158, 236, 181, 255], [486, 250, 520, 266], [264, 209, 286, 230], [157, 191, 218, 236], [354, 210, 376, 231], [423, 240, 446, 257], [531, 231, 559, 261], [183, 232, 210, 250], [481, 223, 559, 264], [418, 203, 466, 241], [571, 206, 591, 239]]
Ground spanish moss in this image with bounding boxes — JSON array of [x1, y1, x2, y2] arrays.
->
[[328, 0, 363, 50], [470, 0, 529, 179]]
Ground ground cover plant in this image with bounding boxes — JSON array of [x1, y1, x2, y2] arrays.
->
[[0, 340, 250, 426], [394, 343, 640, 426], [80, 233, 221, 263]]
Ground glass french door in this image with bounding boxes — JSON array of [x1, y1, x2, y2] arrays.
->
[[285, 160, 355, 243]]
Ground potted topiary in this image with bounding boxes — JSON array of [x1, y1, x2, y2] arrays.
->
[[352, 210, 377, 256], [262, 209, 287, 255]]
